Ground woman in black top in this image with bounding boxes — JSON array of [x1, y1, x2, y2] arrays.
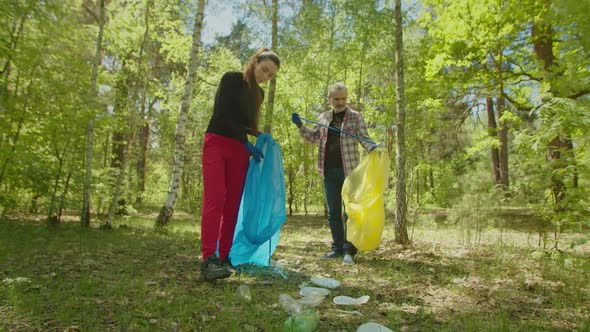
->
[[200, 48, 280, 281]]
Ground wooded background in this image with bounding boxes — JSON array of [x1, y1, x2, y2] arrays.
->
[[1, 0, 588, 235]]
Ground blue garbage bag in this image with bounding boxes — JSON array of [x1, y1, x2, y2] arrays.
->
[[229, 134, 287, 266]]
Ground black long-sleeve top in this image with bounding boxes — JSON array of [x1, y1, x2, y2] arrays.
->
[[206, 71, 263, 143]]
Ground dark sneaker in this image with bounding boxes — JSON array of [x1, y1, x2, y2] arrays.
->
[[200, 256, 232, 281], [321, 251, 343, 259], [342, 254, 355, 265], [220, 257, 236, 272]]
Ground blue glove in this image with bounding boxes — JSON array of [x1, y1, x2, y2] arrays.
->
[[245, 141, 263, 161], [291, 112, 303, 127]]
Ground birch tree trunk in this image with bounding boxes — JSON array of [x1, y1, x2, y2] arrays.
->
[[263, 0, 278, 134], [81, 0, 105, 227], [156, 0, 206, 228], [393, 0, 409, 245]]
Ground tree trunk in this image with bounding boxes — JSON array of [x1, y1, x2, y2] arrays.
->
[[486, 97, 501, 184], [532, 12, 576, 207], [263, 0, 278, 134], [136, 99, 155, 206], [57, 170, 73, 222], [81, 0, 106, 227], [1, 14, 27, 95], [393, 0, 409, 245], [492, 43, 510, 192], [156, 0, 206, 228], [136, 119, 149, 204], [104, 139, 129, 228], [0, 103, 26, 187], [110, 66, 129, 169], [287, 167, 294, 216], [497, 96, 509, 190], [47, 143, 69, 223], [415, 168, 420, 205], [323, 3, 336, 104], [303, 140, 309, 216]]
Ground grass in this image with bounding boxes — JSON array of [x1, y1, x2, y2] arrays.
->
[[1, 213, 589, 331]]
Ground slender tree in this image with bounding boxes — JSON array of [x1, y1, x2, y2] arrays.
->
[[393, 0, 409, 244], [81, 0, 106, 227], [105, 0, 154, 227], [156, 0, 206, 228], [263, 0, 278, 134], [486, 97, 501, 184]]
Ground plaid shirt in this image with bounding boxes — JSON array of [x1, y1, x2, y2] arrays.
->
[[299, 107, 375, 177]]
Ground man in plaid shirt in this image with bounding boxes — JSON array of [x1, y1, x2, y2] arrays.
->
[[291, 82, 377, 265]]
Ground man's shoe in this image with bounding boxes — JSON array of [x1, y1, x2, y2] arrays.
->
[[200, 256, 232, 281], [342, 254, 355, 265], [220, 257, 236, 272], [321, 251, 343, 259]]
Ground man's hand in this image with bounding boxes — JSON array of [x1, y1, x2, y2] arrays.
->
[[245, 141, 263, 161], [370, 142, 384, 152], [291, 113, 303, 128]]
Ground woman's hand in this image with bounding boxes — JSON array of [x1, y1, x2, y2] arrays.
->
[[245, 141, 264, 161]]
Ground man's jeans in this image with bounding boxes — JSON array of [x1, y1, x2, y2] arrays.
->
[[324, 168, 357, 256]]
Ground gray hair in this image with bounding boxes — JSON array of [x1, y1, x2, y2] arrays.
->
[[328, 82, 348, 97]]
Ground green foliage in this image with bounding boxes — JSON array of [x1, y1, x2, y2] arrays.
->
[[512, 97, 590, 245], [0, 0, 588, 229]]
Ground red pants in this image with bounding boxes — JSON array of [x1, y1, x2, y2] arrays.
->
[[200, 133, 249, 260]]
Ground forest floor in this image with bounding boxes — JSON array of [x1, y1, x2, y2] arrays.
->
[[1, 213, 589, 331]]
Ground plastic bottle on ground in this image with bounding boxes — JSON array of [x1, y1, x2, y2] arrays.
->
[[236, 284, 252, 302], [283, 309, 319, 332], [279, 293, 302, 314]]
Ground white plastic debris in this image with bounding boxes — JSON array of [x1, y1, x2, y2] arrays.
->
[[298, 293, 325, 307], [333, 295, 370, 305], [356, 322, 394, 332], [299, 287, 331, 297], [335, 309, 363, 316], [279, 294, 302, 314], [310, 277, 340, 289], [236, 284, 252, 302]]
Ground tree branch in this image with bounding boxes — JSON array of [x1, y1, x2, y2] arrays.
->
[[83, 4, 99, 23], [503, 93, 532, 113], [569, 89, 589, 100]]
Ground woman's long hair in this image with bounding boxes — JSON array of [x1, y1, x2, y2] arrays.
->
[[242, 48, 280, 133]]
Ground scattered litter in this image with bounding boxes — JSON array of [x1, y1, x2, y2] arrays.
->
[[299, 281, 311, 288], [356, 322, 394, 332], [284, 309, 319, 332], [279, 293, 302, 314], [310, 277, 340, 289], [236, 284, 252, 302], [299, 287, 331, 297], [235, 263, 288, 279], [298, 293, 325, 307], [333, 295, 370, 305], [335, 309, 363, 316]]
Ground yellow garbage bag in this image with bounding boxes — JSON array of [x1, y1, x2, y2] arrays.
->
[[342, 149, 390, 251]]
